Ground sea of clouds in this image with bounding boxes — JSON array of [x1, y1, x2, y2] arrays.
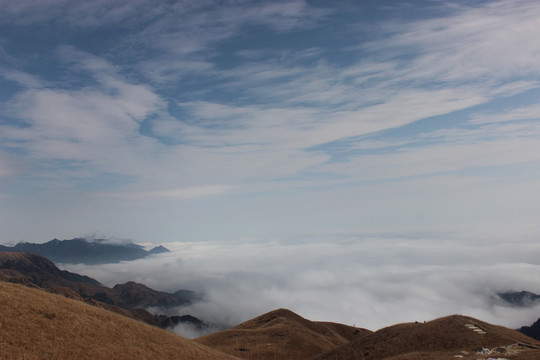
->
[[63, 233, 540, 338]]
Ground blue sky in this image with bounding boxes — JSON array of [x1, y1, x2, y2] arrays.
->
[[1, 0, 539, 244]]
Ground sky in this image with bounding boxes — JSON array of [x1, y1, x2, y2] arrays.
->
[[0, 0, 540, 243], [1, 0, 540, 333]]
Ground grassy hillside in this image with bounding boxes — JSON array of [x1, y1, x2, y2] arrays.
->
[[0, 281, 238, 360], [196, 308, 371, 360], [0, 251, 197, 329], [315, 314, 540, 360]]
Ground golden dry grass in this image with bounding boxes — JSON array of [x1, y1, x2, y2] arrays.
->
[[0, 281, 238, 360]]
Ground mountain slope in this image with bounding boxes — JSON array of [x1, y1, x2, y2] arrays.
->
[[196, 308, 371, 360], [0, 281, 238, 360], [0, 251, 199, 329], [0, 251, 102, 288], [315, 314, 540, 360], [0, 251, 192, 308], [0, 238, 170, 264]]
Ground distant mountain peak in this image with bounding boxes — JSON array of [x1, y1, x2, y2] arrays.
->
[[149, 245, 170, 255], [498, 290, 540, 306]]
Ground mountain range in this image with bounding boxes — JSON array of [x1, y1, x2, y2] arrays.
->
[[0, 251, 202, 330], [0, 238, 170, 264]]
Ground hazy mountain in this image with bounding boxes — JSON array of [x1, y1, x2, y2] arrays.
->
[[498, 291, 540, 306], [110, 281, 199, 308], [0, 251, 200, 329], [0, 238, 170, 264]]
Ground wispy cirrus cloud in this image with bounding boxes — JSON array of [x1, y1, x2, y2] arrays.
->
[[107, 185, 235, 200], [0, 47, 164, 187]]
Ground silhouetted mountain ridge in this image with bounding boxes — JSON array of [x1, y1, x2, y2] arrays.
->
[[519, 318, 540, 341], [111, 281, 199, 308], [0, 238, 170, 264], [0, 251, 101, 287]]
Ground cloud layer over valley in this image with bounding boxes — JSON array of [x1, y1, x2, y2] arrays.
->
[[65, 233, 540, 336]]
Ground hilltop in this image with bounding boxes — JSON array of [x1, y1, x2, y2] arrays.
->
[[196, 308, 371, 359], [197, 310, 540, 360], [314, 314, 540, 360], [0, 281, 237, 360], [0, 238, 170, 264]]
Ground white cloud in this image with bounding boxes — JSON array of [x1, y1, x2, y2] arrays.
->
[[325, 137, 540, 182], [0, 66, 45, 89], [107, 185, 235, 200], [4, 1, 540, 192], [0, 48, 167, 188], [368, 1, 540, 84], [469, 104, 540, 124]]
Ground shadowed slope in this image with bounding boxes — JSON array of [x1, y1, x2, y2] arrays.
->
[[519, 317, 540, 341], [196, 308, 370, 360], [315, 314, 540, 360], [0, 281, 238, 360], [0, 251, 101, 287], [0, 251, 191, 308]]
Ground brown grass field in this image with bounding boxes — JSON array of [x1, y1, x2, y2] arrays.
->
[[197, 309, 540, 360], [0, 281, 238, 360], [2, 276, 540, 360]]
